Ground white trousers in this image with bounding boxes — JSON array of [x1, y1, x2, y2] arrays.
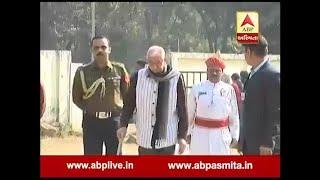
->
[[190, 126, 232, 155]]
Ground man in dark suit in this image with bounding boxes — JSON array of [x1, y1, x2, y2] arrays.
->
[[239, 35, 280, 155]]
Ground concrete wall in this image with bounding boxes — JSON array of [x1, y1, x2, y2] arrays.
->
[[171, 52, 280, 74], [40, 50, 71, 127], [170, 52, 280, 94]]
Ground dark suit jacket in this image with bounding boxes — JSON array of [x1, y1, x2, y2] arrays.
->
[[40, 82, 46, 119], [240, 61, 280, 155]]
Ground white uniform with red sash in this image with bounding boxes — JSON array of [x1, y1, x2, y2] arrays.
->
[[188, 80, 239, 155]]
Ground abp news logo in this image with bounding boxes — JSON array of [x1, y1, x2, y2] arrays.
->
[[236, 12, 259, 44]]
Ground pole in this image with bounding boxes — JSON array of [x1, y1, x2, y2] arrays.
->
[[178, 38, 180, 52], [91, 2, 95, 61]]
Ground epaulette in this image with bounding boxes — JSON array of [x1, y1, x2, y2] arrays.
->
[[111, 61, 126, 69], [81, 61, 94, 69]]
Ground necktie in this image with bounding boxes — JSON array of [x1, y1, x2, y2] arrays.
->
[[244, 72, 251, 91], [249, 69, 254, 79]]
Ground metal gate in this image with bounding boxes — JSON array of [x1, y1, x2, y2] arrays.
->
[[180, 71, 207, 94]]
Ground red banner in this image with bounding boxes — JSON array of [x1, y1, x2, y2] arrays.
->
[[236, 33, 259, 44], [40, 155, 280, 178]]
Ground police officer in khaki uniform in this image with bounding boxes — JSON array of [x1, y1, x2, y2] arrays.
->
[[72, 36, 130, 155]]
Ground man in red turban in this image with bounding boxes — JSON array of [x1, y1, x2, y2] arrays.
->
[[187, 52, 240, 155]]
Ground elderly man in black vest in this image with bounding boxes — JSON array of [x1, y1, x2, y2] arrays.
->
[[117, 45, 189, 155]]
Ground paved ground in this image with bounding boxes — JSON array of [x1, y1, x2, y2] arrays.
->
[[41, 124, 138, 155], [40, 124, 239, 155]]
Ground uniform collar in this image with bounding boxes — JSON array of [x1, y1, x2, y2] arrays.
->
[[92, 60, 113, 71]]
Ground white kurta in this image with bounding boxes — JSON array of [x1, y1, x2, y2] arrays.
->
[[188, 80, 239, 155]]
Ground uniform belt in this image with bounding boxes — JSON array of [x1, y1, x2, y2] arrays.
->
[[95, 112, 112, 119], [85, 111, 120, 119], [195, 117, 229, 128]]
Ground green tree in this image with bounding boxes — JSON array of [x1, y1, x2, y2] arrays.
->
[[40, 2, 280, 67]]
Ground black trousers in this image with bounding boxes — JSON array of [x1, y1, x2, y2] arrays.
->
[[242, 140, 279, 155], [138, 145, 175, 155], [82, 113, 120, 155], [242, 141, 260, 155]]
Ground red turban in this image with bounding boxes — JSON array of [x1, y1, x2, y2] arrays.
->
[[205, 53, 225, 70]]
